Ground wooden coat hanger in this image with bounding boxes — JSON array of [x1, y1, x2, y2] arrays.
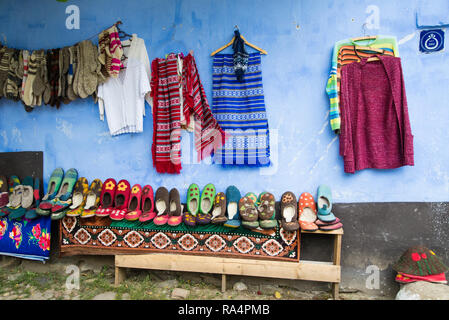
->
[[354, 45, 384, 53], [352, 23, 378, 42], [210, 26, 267, 56]]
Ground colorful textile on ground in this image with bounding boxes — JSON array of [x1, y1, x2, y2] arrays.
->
[[60, 216, 299, 261], [395, 272, 448, 284], [151, 53, 225, 173], [212, 52, 270, 166], [0, 215, 51, 262]]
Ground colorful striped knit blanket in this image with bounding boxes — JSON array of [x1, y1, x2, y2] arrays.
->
[[212, 52, 270, 166], [151, 53, 225, 174]]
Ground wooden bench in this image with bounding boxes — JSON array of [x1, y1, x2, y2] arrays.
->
[[114, 228, 343, 299]]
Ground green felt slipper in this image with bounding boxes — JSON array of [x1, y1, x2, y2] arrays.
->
[[200, 183, 216, 214], [223, 185, 241, 228], [39, 168, 64, 210], [258, 192, 278, 229], [186, 183, 200, 216]]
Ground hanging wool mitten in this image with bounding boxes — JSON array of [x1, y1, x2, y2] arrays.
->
[[232, 30, 249, 82], [0, 47, 13, 98], [5, 49, 22, 101]]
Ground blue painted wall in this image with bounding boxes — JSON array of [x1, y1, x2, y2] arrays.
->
[[0, 0, 447, 203]]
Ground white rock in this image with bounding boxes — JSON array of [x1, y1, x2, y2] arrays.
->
[[92, 292, 117, 300], [171, 288, 190, 300], [157, 279, 178, 289], [396, 282, 449, 300], [233, 282, 248, 291]]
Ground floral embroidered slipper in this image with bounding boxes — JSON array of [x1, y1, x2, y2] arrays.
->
[[240, 196, 259, 229], [317, 185, 336, 223], [280, 191, 299, 232], [223, 185, 241, 228], [66, 177, 89, 217], [96, 178, 116, 217], [39, 168, 64, 211], [109, 179, 131, 221], [298, 192, 318, 232], [0, 175, 9, 208], [50, 168, 79, 213], [183, 183, 200, 227], [196, 184, 216, 225], [153, 187, 169, 226], [139, 185, 155, 222], [211, 192, 227, 225], [79, 179, 103, 219], [125, 184, 142, 221], [168, 188, 182, 226], [258, 192, 278, 229]]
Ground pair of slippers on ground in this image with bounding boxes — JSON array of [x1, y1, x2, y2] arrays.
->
[[0, 175, 41, 220], [36, 168, 79, 220], [152, 187, 182, 226], [94, 179, 155, 222], [65, 177, 103, 218], [280, 185, 343, 232], [238, 192, 278, 230]]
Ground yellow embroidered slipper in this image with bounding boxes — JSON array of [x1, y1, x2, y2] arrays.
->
[[66, 177, 89, 217]]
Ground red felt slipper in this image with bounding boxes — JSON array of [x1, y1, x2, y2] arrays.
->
[[109, 179, 131, 221], [315, 217, 341, 227], [125, 184, 142, 221], [96, 178, 117, 217], [319, 222, 343, 231], [298, 192, 318, 232], [139, 185, 156, 222]]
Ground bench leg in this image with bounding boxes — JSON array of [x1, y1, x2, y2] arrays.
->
[[221, 274, 226, 293], [332, 283, 339, 300], [115, 266, 126, 287]]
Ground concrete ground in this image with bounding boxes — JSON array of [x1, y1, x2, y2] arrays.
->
[[0, 255, 392, 300]]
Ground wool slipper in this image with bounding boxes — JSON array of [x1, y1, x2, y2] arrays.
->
[[68, 177, 89, 210], [96, 178, 116, 217], [298, 192, 318, 232], [24, 177, 41, 220], [318, 185, 335, 221], [258, 192, 278, 229], [280, 191, 300, 232], [0, 175, 9, 208], [9, 176, 34, 220], [168, 188, 182, 226], [0, 176, 21, 217], [125, 184, 142, 221], [319, 222, 343, 231], [183, 183, 200, 227], [245, 192, 258, 206], [239, 196, 259, 229], [51, 168, 79, 213], [200, 184, 216, 214], [223, 185, 242, 228], [315, 217, 341, 227], [109, 179, 131, 221], [153, 187, 169, 226], [211, 192, 227, 225], [79, 179, 103, 219], [39, 168, 64, 210], [139, 185, 155, 222]]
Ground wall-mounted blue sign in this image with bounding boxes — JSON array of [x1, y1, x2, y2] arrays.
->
[[419, 29, 445, 53]]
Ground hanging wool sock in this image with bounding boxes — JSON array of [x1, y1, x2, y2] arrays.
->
[[0, 47, 13, 98], [5, 49, 21, 101], [20, 50, 29, 101], [81, 40, 99, 98], [105, 26, 123, 78], [72, 44, 81, 98]]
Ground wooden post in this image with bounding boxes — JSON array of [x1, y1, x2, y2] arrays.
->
[[332, 234, 342, 300], [221, 274, 226, 292], [115, 266, 126, 286]]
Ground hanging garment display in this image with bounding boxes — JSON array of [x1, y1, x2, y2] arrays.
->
[[326, 36, 400, 133], [97, 34, 151, 136], [151, 53, 225, 174], [339, 55, 414, 174], [211, 52, 270, 167]]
